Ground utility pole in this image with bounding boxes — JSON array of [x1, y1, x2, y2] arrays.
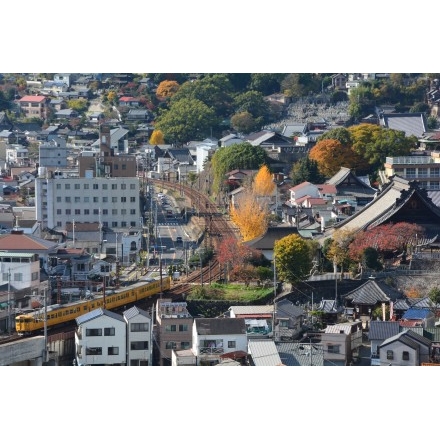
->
[[273, 257, 277, 342], [43, 288, 48, 363], [7, 268, 11, 335]]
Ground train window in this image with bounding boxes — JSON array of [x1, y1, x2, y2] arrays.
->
[[83, 306, 87, 311]]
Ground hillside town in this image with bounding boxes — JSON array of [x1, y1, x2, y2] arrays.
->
[[1, 72, 440, 367]]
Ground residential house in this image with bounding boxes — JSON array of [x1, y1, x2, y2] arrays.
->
[[155, 298, 193, 366], [322, 321, 363, 365], [39, 137, 69, 169], [54, 74, 74, 87], [274, 298, 304, 341], [17, 95, 47, 120], [276, 341, 324, 366], [55, 109, 79, 120], [331, 74, 347, 91], [118, 96, 140, 107], [123, 305, 153, 366], [75, 308, 127, 366], [368, 320, 401, 365], [192, 317, 248, 366], [227, 304, 274, 337], [41, 81, 68, 96], [379, 328, 431, 366]]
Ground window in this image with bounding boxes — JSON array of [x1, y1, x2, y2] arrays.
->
[[178, 324, 188, 332], [93, 209, 99, 215], [56, 183, 61, 189], [56, 209, 62, 215], [65, 184, 70, 190], [121, 209, 127, 215], [121, 183, 126, 190], [112, 221, 118, 227], [130, 221, 136, 227], [65, 197, 71, 203], [165, 341, 177, 350], [327, 345, 340, 354], [56, 196, 61, 202], [165, 324, 177, 332], [74, 183, 80, 190], [181, 341, 190, 349], [114, 164, 119, 170], [86, 328, 102, 336], [74, 197, 80, 203], [130, 197, 136, 202], [131, 341, 148, 350], [402, 351, 409, 361], [102, 184, 108, 190], [108, 347, 119, 355], [84, 184, 89, 190], [65, 209, 71, 215], [103, 209, 108, 215], [112, 209, 118, 215], [228, 341, 236, 348], [32, 271, 39, 281], [93, 197, 99, 203], [14, 273, 23, 282], [130, 184, 136, 190], [84, 196, 90, 203], [112, 184, 117, 190], [104, 327, 115, 336], [131, 322, 149, 332], [112, 197, 117, 203], [75, 209, 81, 215], [93, 184, 99, 190], [121, 197, 126, 203], [387, 350, 394, 360], [102, 197, 108, 203], [122, 164, 126, 170], [86, 347, 102, 355], [121, 221, 127, 227], [84, 209, 89, 215]]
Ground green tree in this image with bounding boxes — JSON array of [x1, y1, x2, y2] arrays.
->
[[428, 287, 440, 306], [274, 234, 313, 284], [427, 116, 439, 130], [248, 73, 286, 95], [318, 127, 352, 145], [230, 111, 258, 133], [170, 74, 234, 117], [67, 98, 88, 113], [290, 156, 325, 185], [233, 90, 271, 126], [154, 98, 218, 145], [210, 142, 269, 194]]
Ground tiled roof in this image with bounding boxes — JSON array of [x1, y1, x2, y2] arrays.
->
[[342, 279, 402, 305], [276, 342, 324, 366], [368, 321, 401, 340], [123, 305, 150, 320], [276, 299, 304, 319], [248, 340, 283, 366], [19, 95, 46, 103], [380, 113, 427, 138], [75, 307, 124, 325], [243, 226, 299, 250], [0, 230, 59, 252]]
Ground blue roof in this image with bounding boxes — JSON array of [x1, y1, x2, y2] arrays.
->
[[402, 308, 432, 320]]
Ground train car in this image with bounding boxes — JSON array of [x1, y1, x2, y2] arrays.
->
[[15, 276, 171, 335]]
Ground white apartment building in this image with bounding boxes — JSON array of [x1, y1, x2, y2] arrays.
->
[[39, 137, 68, 168], [35, 170, 141, 231]]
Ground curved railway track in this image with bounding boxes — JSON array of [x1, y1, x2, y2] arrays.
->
[[150, 178, 239, 298]]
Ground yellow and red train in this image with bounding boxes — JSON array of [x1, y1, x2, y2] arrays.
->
[[15, 276, 171, 334]]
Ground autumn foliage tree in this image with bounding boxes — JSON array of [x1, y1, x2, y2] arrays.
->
[[253, 164, 275, 196], [309, 139, 366, 178], [216, 237, 261, 283], [230, 188, 269, 241], [156, 80, 180, 100], [348, 222, 425, 262], [149, 129, 165, 145]]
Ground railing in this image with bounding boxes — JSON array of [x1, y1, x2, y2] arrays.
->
[[199, 347, 224, 355]]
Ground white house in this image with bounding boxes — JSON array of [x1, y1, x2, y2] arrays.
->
[[192, 318, 248, 366], [123, 305, 153, 366], [75, 308, 127, 366], [289, 181, 319, 204]]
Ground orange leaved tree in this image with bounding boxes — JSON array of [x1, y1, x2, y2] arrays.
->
[[253, 164, 275, 196]]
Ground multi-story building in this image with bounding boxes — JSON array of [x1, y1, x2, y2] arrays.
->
[[383, 151, 440, 189], [35, 172, 140, 231], [123, 306, 153, 366], [155, 298, 193, 366], [17, 95, 47, 120], [38, 137, 68, 169]]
